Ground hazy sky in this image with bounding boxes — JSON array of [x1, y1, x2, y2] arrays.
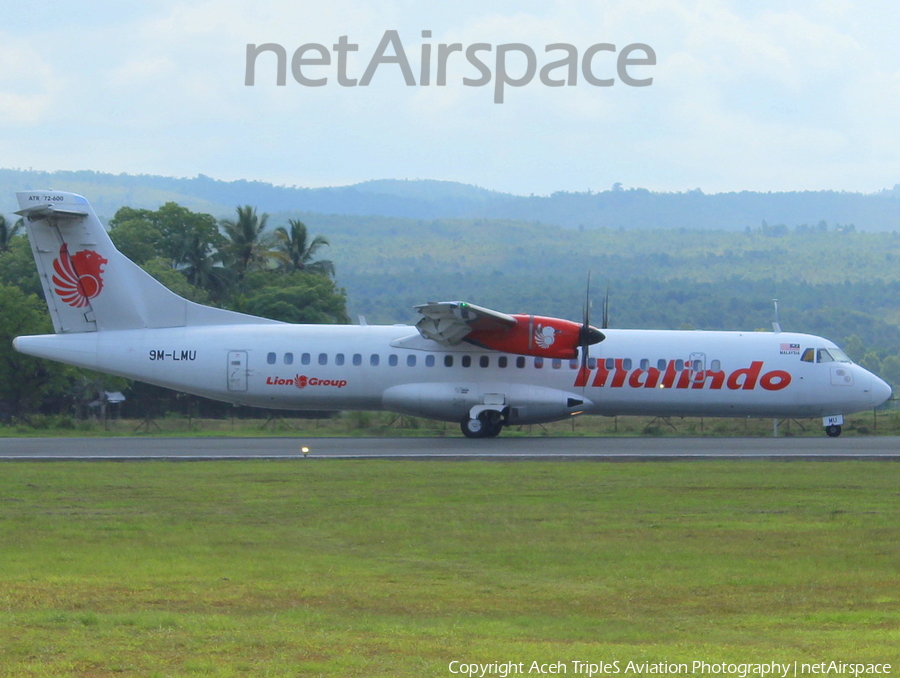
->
[[2, 0, 899, 195]]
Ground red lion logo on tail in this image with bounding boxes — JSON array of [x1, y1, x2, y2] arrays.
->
[[52, 245, 108, 308]]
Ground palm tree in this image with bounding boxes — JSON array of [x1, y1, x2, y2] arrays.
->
[[0, 216, 23, 253], [179, 228, 232, 300], [219, 205, 273, 280], [273, 219, 335, 277]]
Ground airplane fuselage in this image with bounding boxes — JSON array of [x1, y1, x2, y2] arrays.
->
[[15, 324, 888, 425]]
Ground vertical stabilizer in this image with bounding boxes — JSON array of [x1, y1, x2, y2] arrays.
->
[[16, 191, 278, 333]]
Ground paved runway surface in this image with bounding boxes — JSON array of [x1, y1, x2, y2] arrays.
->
[[1, 436, 899, 460]]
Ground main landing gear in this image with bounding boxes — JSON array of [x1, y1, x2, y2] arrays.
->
[[825, 424, 842, 437], [461, 411, 504, 438]]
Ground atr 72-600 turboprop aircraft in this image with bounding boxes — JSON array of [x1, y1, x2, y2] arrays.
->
[[12, 191, 892, 438]]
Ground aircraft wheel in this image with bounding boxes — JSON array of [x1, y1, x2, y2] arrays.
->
[[484, 421, 503, 438], [825, 424, 842, 437], [461, 413, 504, 438], [461, 417, 488, 438]]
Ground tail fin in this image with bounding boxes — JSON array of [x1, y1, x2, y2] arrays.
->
[[16, 190, 278, 333]]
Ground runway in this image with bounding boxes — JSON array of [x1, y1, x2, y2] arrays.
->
[[0, 435, 899, 461]]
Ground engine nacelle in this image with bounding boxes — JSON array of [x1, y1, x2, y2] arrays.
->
[[382, 382, 592, 425], [467, 315, 586, 359]]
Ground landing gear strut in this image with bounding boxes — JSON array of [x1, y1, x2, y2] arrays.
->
[[461, 411, 504, 438]]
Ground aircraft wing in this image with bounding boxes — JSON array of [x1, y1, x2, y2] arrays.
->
[[414, 301, 516, 346]]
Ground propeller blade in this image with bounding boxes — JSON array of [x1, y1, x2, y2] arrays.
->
[[602, 284, 610, 330], [577, 273, 605, 390], [584, 272, 592, 330]]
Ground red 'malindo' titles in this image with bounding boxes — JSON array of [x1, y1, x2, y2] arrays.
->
[[574, 360, 791, 391]]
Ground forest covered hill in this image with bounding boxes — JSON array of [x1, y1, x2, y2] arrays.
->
[[3, 168, 900, 231], [294, 212, 900, 346]]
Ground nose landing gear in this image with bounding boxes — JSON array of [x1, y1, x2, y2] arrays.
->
[[823, 415, 844, 437]]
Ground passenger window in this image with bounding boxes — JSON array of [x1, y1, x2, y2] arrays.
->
[[426, 355, 435, 367], [480, 356, 490, 368], [710, 359, 721, 371], [370, 354, 380, 366], [335, 353, 345, 366], [267, 352, 276, 365], [552, 359, 562, 369], [389, 354, 398, 367], [588, 358, 597, 369], [301, 353, 311, 365], [516, 356, 526, 368], [605, 358, 615, 370], [353, 354, 362, 366], [499, 356, 508, 368], [640, 359, 649, 370], [675, 359, 684, 371], [444, 355, 453, 367], [801, 348, 814, 363], [623, 358, 633, 370], [318, 353, 328, 365], [534, 357, 544, 368], [284, 352, 294, 365], [407, 354, 416, 367], [462, 355, 472, 367], [657, 359, 667, 371], [569, 359, 578, 370]]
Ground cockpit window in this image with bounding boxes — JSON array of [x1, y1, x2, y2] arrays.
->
[[816, 348, 852, 364], [828, 347, 852, 363], [802, 347, 853, 364]]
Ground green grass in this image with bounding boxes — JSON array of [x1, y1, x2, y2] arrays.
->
[[2, 408, 897, 437], [0, 462, 898, 676]]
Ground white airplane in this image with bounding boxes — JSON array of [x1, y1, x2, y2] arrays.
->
[[12, 190, 892, 438]]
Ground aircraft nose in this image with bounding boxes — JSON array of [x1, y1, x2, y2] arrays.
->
[[871, 374, 892, 408]]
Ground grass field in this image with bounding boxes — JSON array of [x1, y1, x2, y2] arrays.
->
[[0, 461, 898, 677]]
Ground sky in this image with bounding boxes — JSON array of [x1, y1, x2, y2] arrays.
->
[[1, 0, 899, 196]]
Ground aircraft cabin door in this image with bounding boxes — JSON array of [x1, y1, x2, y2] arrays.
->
[[227, 351, 249, 392]]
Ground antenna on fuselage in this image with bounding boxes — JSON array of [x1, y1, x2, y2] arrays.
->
[[772, 299, 782, 333]]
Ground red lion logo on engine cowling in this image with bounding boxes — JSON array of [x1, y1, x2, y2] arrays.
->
[[52, 244, 108, 308]]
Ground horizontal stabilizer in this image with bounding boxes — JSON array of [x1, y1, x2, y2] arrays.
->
[[16, 204, 89, 221]]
